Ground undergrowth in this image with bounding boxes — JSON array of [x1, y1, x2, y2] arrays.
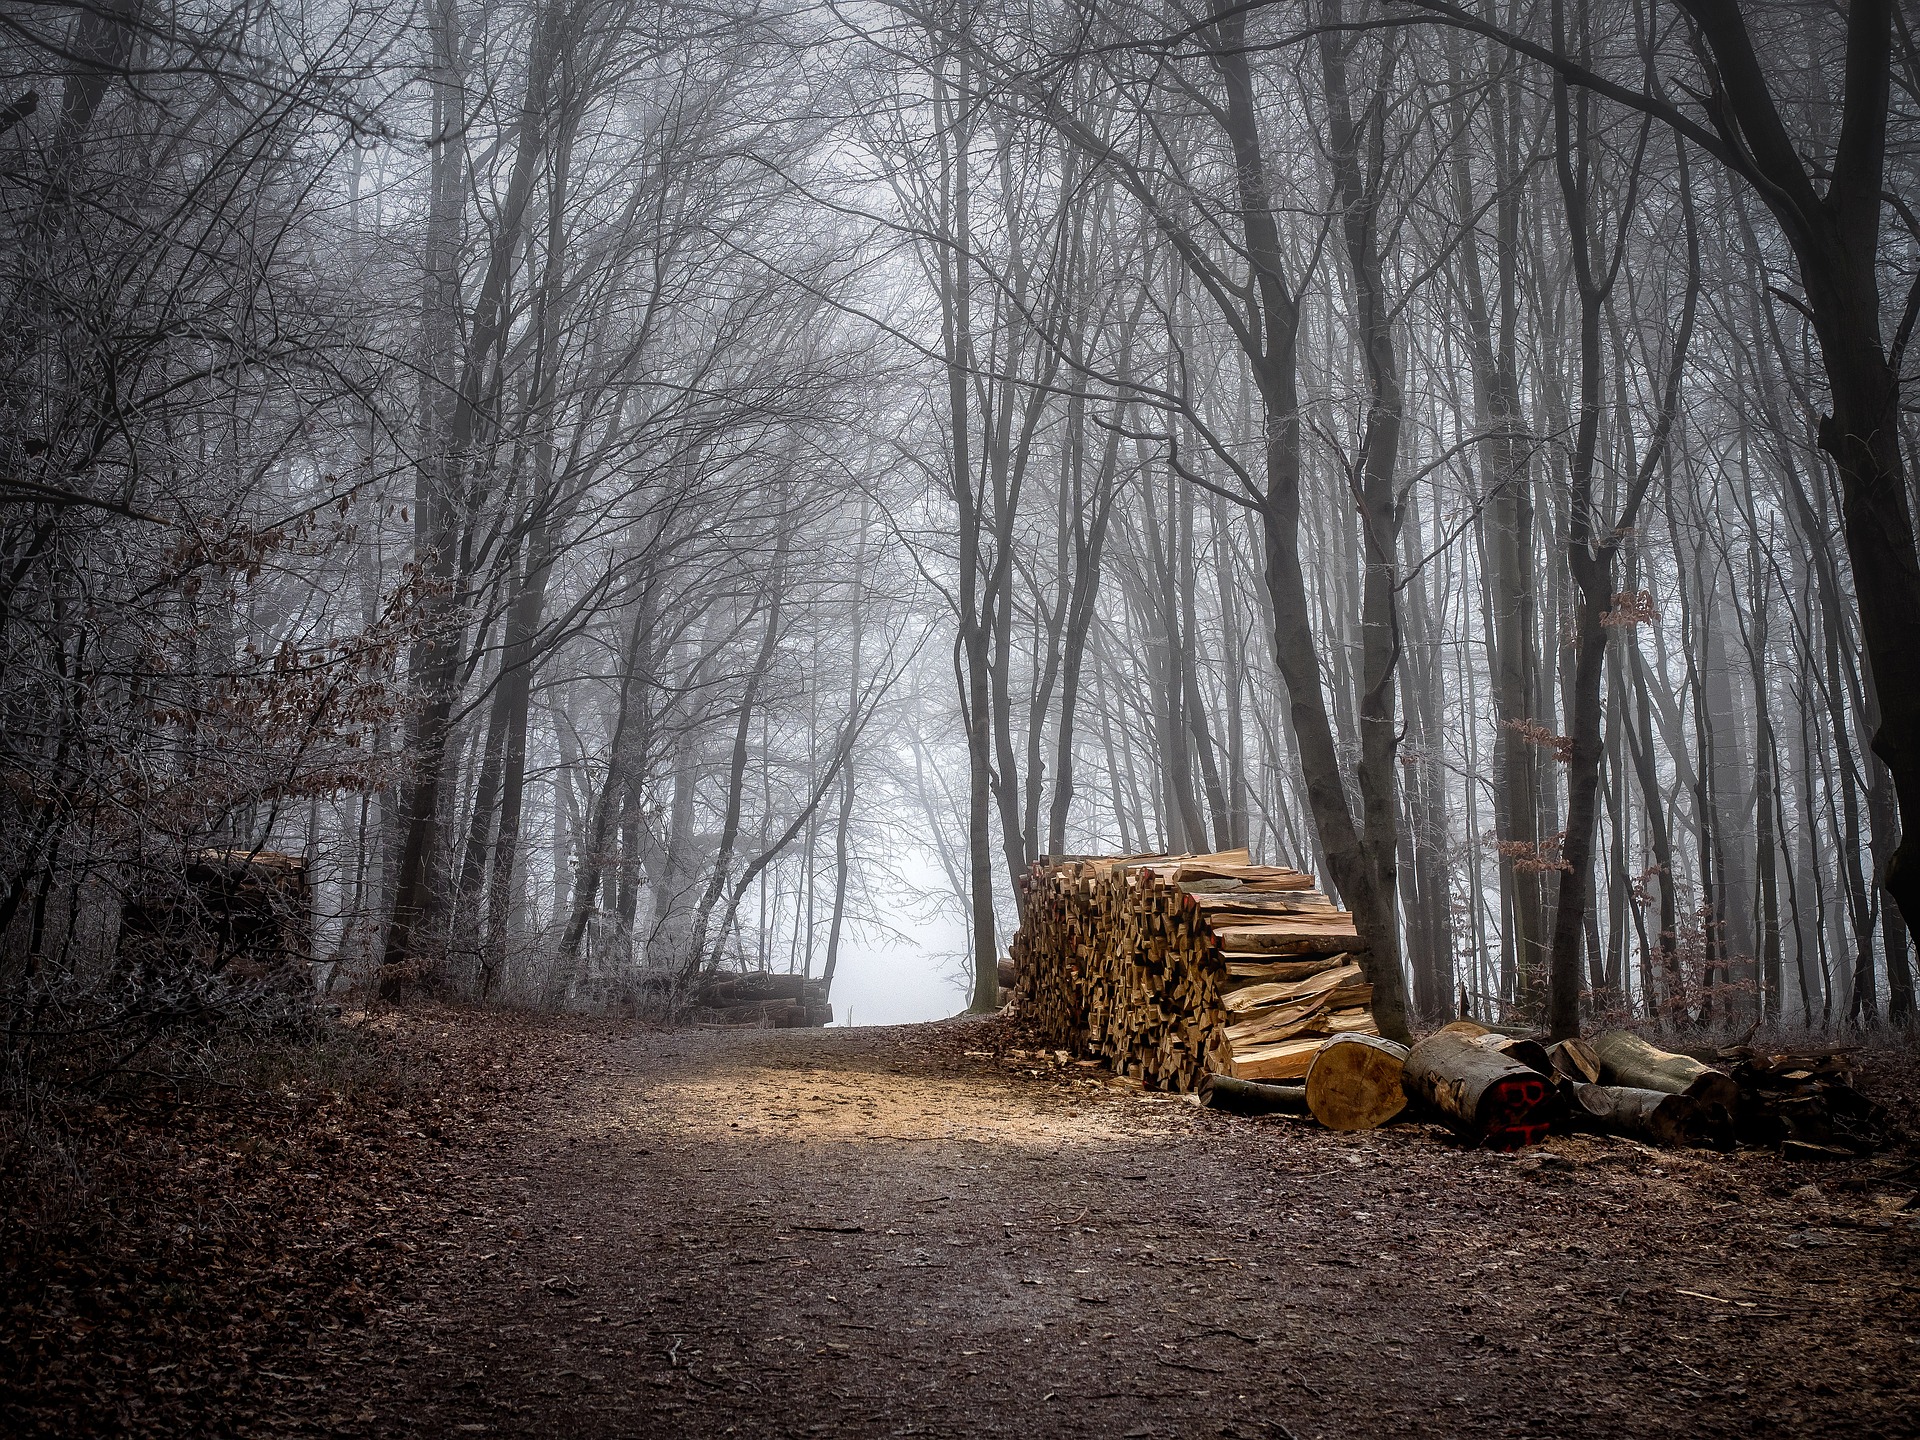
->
[[0, 1012, 441, 1437]]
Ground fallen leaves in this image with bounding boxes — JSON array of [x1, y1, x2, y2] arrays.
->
[[0, 1007, 540, 1438]]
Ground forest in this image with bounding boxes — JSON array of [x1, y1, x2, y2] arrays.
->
[[3, 0, 1918, 1048], [6, 0, 1920, 1435]]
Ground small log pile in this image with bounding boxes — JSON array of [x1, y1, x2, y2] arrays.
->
[[120, 848, 313, 987], [1390, 1024, 1893, 1154], [691, 971, 832, 1028], [1010, 849, 1377, 1092], [1184, 1014, 1895, 1158], [1717, 1044, 1894, 1158]]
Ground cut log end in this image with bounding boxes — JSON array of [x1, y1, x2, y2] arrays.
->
[[1305, 1034, 1410, 1131], [1403, 1029, 1559, 1150]]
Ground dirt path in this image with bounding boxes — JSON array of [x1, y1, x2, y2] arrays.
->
[[287, 1015, 1920, 1438]]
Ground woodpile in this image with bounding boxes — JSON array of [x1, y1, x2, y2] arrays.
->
[[1009, 852, 1893, 1158], [1010, 849, 1378, 1093], [1716, 1043, 1894, 1158], [691, 971, 832, 1028], [119, 848, 313, 986]]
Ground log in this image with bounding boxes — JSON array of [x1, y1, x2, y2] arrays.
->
[[1402, 1030, 1559, 1149], [1200, 1074, 1310, 1116], [1593, 1030, 1739, 1111], [1230, 1036, 1327, 1082], [1305, 1034, 1410, 1131], [1220, 962, 1363, 1013], [1567, 1083, 1719, 1148], [702, 973, 816, 1004], [702, 998, 805, 1025], [1472, 1032, 1553, 1078], [1548, 1038, 1603, 1085], [997, 958, 1017, 989]]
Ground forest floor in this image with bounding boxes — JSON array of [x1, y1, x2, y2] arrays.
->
[[8, 1005, 1920, 1438]]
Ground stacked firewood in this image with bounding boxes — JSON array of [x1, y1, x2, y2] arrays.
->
[[1010, 849, 1377, 1092], [1718, 1043, 1894, 1158], [691, 971, 832, 1028]]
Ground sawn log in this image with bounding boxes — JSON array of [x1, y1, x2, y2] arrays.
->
[[1567, 1082, 1720, 1148], [1304, 1034, 1410, 1131], [1593, 1030, 1739, 1112], [1402, 1030, 1559, 1149]]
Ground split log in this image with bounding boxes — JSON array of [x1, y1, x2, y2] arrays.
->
[[1473, 1033, 1553, 1079], [1567, 1083, 1720, 1148], [1230, 1036, 1327, 1082], [1220, 956, 1353, 982], [1200, 1074, 1310, 1116], [1593, 1030, 1739, 1111], [1402, 1030, 1559, 1149], [1548, 1038, 1603, 1085], [1220, 962, 1363, 1013], [1305, 1034, 1410, 1131]]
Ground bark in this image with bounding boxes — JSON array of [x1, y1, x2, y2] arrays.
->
[[1447, 32, 1544, 1006], [1402, 1030, 1558, 1149], [1215, 3, 1412, 1040]]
